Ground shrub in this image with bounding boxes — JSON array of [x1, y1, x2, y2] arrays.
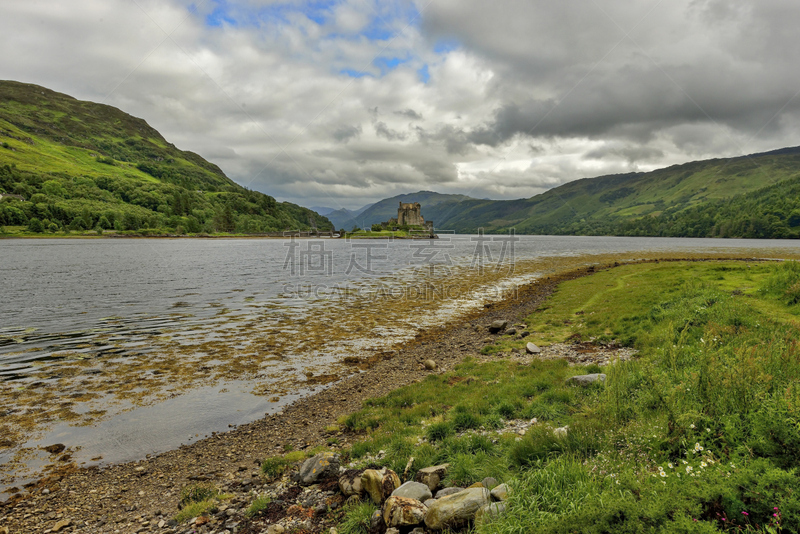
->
[[246, 494, 271, 517], [261, 456, 288, 479], [426, 422, 454, 442], [338, 501, 377, 534], [452, 411, 482, 431], [27, 217, 44, 233]]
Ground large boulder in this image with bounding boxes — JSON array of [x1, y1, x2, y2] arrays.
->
[[361, 468, 401, 505], [525, 342, 541, 354], [339, 469, 365, 497], [299, 452, 340, 485], [566, 373, 606, 386], [415, 463, 450, 492], [424, 487, 491, 530], [434, 487, 463, 498], [488, 320, 509, 334], [382, 496, 427, 527], [475, 502, 507, 523], [392, 481, 432, 502], [490, 483, 510, 501]]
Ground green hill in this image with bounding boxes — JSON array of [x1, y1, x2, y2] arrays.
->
[[0, 80, 331, 235], [432, 147, 800, 237]]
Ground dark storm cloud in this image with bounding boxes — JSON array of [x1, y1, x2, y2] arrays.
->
[[394, 108, 423, 120], [332, 124, 362, 143]]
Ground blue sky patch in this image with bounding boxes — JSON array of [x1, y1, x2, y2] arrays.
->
[[418, 64, 430, 83], [340, 68, 372, 78], [434, 39, 460, 55]]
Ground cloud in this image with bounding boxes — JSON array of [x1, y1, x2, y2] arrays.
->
[[2, 0, 800, 209], [394, 108, 423, 120]]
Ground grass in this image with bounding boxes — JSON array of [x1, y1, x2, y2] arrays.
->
[[174, 483, 230, 523], [246, 494, 272, 518], [334, 260, 800, 533]]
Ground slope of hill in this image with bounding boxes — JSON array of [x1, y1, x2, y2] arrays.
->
[[434, 148, 800, 236], [324, 202, 374, 230], [0, 80, 331, 234]]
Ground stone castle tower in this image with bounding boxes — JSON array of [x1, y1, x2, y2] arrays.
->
[[397, 202, 424, 226]]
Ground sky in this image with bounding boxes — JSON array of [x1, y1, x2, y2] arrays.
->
[[3, 0, 800, 210]]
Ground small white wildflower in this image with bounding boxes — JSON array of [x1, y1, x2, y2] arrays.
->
[[660, 471, 667, 478], [686, 466, 693, 473], [706, 428, 711, 433], [701, 461, 707, 468], [668, 463, 674, 469], [690, 424, 696, 429]]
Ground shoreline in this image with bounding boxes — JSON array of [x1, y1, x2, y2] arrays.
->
[[0, 255, 784, 532]]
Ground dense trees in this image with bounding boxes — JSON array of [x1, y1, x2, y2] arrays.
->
[[0, 164, 329, 234]]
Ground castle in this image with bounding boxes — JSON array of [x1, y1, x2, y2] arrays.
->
[[384, 202, 434, 233]]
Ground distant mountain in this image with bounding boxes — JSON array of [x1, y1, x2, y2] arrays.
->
[[0, 80, 332, 234], [329, 191, 478, 231], [324, 202, 376, 230], [309, 206, 336, 216], [432, 147, 800, 237]]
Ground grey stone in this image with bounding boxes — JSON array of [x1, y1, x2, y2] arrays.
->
[[526, 342, 541, 354], [424, 498, 436, 508], [475, 502, 507, 523], [424, 487, 491, 530], [370, 509, 384, 531], [338, 469, 364, 497], [424, 359, 437, 370], [566, 373, 606, 386], [392, 481, 433, 502], [490, 483, 510, 501], [415, 463, 450, 492], [435, 487, 464, 498], [299, 452, 340, 485], [488, 320, 509, 334], [504, 328, 517, 336], [385, 529, 400, 534], [382, 496, 427, 527], [481, 477, 498, 489]]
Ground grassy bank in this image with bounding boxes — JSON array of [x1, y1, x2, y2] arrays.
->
[[324, 260, 800, 533]]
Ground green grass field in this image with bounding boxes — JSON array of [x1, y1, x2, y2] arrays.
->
[[325, 260, 800, 533]]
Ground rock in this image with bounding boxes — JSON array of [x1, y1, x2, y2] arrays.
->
[[434, 487, 464, 498], [382, 496, 427, 527], [52, 519, 71, 532], [369, 509, 385, 532], [362, 468, 401, 504], [491, 483, 510, 501], [424, 359, 437, 370], [488, 320, 509, 334], [566, 373, 606, 386], [195, 516, 210, 526], [424, 498, 436, 508], [481, 477, 498, 489], [504, 328, 517, 336], [475, 502, 507, 523], [386, 529, 400, 534], [467, 482, 484, 489], [392, 481, 432, 502], [43, 444, 66, 455], [424, 487, 491, 530], [339, 469, 365, 497], [299, 452, 340, 485], [525, 342, 541, 354], [520, 331, 530, 338], [266, 525, 285, 534], [0, 528, 8, 534], [415, 464, 450, 492]]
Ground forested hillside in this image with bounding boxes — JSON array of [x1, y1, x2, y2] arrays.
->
[[0, 80, 331, 234]]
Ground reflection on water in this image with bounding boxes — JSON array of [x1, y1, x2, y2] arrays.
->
[[2, 235, 800, 496]]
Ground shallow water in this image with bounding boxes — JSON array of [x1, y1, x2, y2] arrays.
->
[[2, 235, 800, 496]]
